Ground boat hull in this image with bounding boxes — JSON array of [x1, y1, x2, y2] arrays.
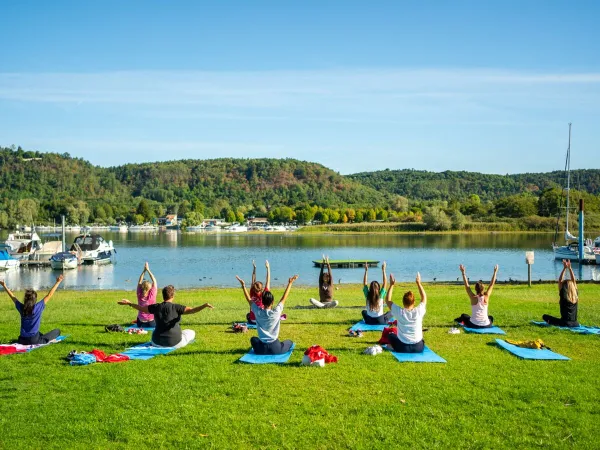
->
[[553, 245, 596, 263], [50, 259, 78, 270]]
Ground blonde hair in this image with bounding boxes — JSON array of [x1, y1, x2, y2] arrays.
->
[[141, 280, 152, 295], [565, 280, 578, 304]]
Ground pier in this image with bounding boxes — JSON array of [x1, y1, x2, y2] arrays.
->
[[312, 260, 379, 268], [19, 260, 52, 267]]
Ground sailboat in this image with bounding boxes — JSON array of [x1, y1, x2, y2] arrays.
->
[[552, 123, 596, 263]]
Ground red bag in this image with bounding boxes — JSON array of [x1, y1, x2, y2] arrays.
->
[[304, 345, 338, 364], [378, 327, 398, 345], [90, 348, 130, 363]]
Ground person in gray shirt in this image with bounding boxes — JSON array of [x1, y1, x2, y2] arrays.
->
[[236, 274, 298, 355]]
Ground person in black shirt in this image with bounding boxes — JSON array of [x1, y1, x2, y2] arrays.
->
[[309, 255, 338, 308], [118, 285, 213, 348], [542, 259, 579, 327]]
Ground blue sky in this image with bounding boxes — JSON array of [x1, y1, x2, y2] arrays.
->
[[1, 0, 599, 174]]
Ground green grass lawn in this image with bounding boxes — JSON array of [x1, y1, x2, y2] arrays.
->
[[1, 283, 599, 449]]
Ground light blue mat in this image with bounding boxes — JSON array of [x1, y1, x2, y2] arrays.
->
[[239, 343, 295, 364], [495, 339, 570, 361], [246, 323, 257, 329], [349, 321, 390, 332], [27, 335, 68, 351], [460, 324, 506, 335], [121, 342, 179, 360], [531, 321, 600, 335], [387, 345, 446, 363], [125, 326, 155, 332]]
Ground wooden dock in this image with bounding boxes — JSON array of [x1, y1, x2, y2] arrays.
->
[[312, 260, 379, 268], [19, 260, 51, 267]]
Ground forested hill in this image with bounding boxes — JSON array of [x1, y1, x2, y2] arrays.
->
[[349, 169, 600, 202]]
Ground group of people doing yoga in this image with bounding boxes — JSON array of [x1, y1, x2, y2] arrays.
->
[[0, 258, 581, 355]]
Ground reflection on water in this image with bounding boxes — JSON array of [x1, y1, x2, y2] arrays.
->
[[0, 231, 598, 290]]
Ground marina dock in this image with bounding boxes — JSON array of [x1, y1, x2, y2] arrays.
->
[[19, 260, 52, 267], [312, 260, 379, 268]]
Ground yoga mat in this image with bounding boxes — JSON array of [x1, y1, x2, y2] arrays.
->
[[246, 323, 257, 329], [121, 342, 178, 361], [349, 321, 390, 332], [239, 343, 295, 364], [125, 326, 155, 332], [495, 339, 570, 361], [460, 324, 506, 335], [387, 346, 446, 363], [531, 321, 600, 335], [0, 335, 68, 354]]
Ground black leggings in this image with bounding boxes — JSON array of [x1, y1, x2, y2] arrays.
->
[[388, 334, 425, 353], [455, 314, 494, 329], [362, 310, 393, 325], [137, 318, 156, 328], [542, 314, 579, 328], [18, 329, 60, 345], [250, 337, 293, 355]]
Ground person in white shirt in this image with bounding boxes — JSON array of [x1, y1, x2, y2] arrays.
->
[[236, 274, 298, 355], [361, 261, 392, 325], [385, 272, 427, 353], [454, 264, 498, 328]]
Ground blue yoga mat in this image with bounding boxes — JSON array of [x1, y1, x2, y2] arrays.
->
[[495, 339, 570, 361], [387, 345, 446, 363], [460, 324, 506, 335], [27, 335, 68, 351], [121, 342, 178, 360], [239, 343, 295, 364], [125, 326, 155, 332], [246, 323, 257, 329], [531, 321, 600, 335], [349, 321, 390, 332]]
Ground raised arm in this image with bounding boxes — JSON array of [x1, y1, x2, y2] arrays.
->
[[385, 274, 396, 310], [416, 272, 427, 305], [278, 275, 299, 306], [183, 303, 214, 315], [566, 260, 577, 288], [558, 260, 568, 291], [319, 256, 325, 283], [43, 275, 64, 304], [146, 263, 157, 286], [236, 276, 252, 304], [138, 262, 147, 286], [0, 280, 19, 305], [381, 261, 387, 290], [251, 260, 256, 285], [265, 260, 271, 291], [485, 265, 499, 299], [363, 264, 368, 286], [326, 256, 333, 287], [118, 299, 150, 313], [459, 264, 476, 300]]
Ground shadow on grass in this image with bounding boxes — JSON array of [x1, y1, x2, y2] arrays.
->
[[168, 348, 248, 357]]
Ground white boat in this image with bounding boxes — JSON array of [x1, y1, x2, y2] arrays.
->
[[109, 224, 128, 232], [186, 225, 206, 232], [593, 237, 600, 264], [66, 225, 81, 232], [4, 230, 43, 260], [50, 251, 79, 270], [266, 225, 287, 232], [0, 246, 20, 270], [552, 124, 596, 263], [129, 224, 159, 232], [204, 224, 221, 232], [31, 241, 63, 262], [226, 223, 248, 232], [70, 234, 116, 265]]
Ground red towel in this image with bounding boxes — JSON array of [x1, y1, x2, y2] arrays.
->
[[304, 345, 338, 364], [89, 349, 130, 363], [0, 346, 26, 356], [378, 327, 398, 345]]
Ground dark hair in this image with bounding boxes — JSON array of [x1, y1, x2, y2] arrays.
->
[[23, 289, 37, 316], [367, 281, 381, 311], [321, 272, 331, 284], [262, 291, 275, 308], [162, 285, 175, 301], [403, 291, 415, 308]]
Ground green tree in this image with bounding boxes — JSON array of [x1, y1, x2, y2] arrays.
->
[[136, 199, 153, 221], [16, 199, 38, 224], [450, 210, 466, 230], [494, 194, 537, 218], [423, 206, 451, 231], [235, 211, 245, 223], [366, 209, 376, 221], [225, 210, 236, 223]]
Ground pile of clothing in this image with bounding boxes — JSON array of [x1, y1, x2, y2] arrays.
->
[[68, 349, 130, 366], [301, 345, 338, 367]]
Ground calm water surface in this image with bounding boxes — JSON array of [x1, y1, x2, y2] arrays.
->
[[1, 231, 599, 291]]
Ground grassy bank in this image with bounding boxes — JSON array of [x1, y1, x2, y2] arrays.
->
[[1, 284, 599, 449]]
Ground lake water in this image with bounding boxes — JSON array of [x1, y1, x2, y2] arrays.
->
[[1, 231, 599, 291]]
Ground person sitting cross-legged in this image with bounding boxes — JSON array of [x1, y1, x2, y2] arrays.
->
[[118, 285, 213, 349], [236, 274, 298, 355]]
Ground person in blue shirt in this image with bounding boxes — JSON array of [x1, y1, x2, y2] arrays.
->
[[0, 275, 64, 345]]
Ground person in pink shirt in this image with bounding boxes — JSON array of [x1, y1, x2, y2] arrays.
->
[[136, 262, 157, 328]]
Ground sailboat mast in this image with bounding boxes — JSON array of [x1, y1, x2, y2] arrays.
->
[[565, 122, 572, 243]]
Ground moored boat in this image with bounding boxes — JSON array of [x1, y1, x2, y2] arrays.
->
[[0, 246, 20, 270], [70, 234, 116, 265], [50, 252, 79, 270]]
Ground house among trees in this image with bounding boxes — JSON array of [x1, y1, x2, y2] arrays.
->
[[247, 217, 269, 227], [158, 214, 179, 228]]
